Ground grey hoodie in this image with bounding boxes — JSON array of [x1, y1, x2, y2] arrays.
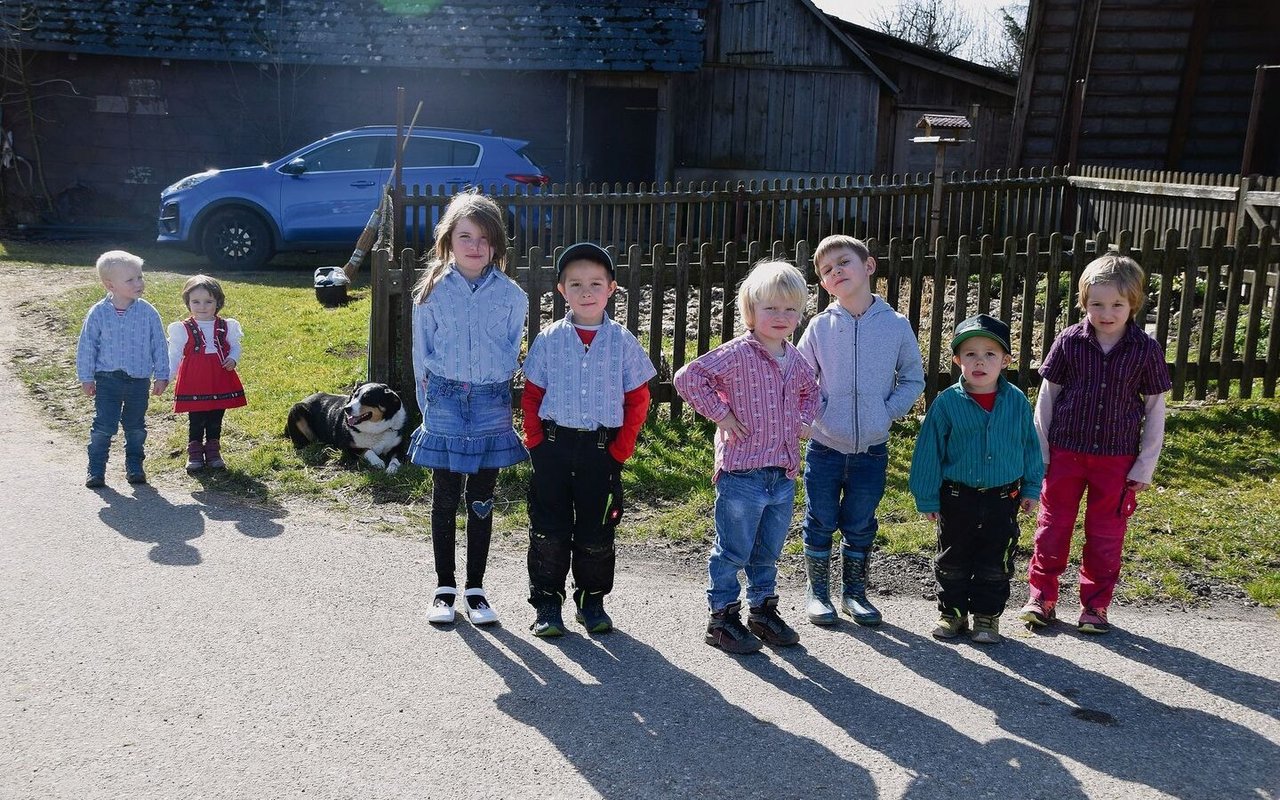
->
[[797, 295, 925, 454]]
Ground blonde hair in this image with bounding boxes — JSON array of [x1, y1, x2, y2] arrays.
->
[[182, 274, 226, 312], [737, 259, 809, 330], [1079, 254, 1146, 320], [412, 191, 510, 304], [95, 250, 144, 283], [813, 234, 871, 268]]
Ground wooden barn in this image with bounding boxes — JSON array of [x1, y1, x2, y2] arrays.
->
[[0, 0, 705, 228], [1010, 0, 1280, 172], [670, 0, 1017, 184]]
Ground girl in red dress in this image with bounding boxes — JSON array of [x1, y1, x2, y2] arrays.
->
[[168, 275, 246, 472]]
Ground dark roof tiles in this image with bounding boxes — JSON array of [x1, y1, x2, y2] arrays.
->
[[6, 0, 706, 71]]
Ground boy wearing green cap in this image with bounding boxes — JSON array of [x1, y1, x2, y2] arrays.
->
[[908, 314, 1043, 644]]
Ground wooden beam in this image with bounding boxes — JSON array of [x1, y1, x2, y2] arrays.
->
[[1166, 0, 1212, 169], [1067, 176, 1238, 201]]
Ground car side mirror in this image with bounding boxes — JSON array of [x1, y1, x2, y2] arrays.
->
[[281, 157, 307, 176]]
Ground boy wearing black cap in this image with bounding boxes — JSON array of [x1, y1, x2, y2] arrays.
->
[[520, 242, 657, 636], [907, 314, 1043, 644]]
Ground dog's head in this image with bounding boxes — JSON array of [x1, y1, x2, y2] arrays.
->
[[342, 383, 403, 430]]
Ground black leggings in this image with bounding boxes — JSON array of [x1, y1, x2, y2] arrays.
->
[[188, 409, 226, 443], [431, 467, 499, 590]]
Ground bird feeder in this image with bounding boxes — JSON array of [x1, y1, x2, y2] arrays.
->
[[912, 114, 974, 242]]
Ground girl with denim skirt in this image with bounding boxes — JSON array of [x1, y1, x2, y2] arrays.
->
[[407, 192, 529, 627]]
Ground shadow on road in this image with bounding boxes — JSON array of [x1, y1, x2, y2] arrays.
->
[[457, 625, 876, 799], [851, 622, 1280, 798], [96, 483, 289, 565], [191, 487, 286, 539], [97, 485, 204, 566], [1091, 626, 1280, 721], [747, 644, 1088, 799]]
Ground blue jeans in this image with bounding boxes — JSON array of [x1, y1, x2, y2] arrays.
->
[[802, 440, 888, 557], [87, 370, 150, 476], [708, 467, 795, 611]]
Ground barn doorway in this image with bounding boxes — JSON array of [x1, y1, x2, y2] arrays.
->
[[581, 86, 658, 186]]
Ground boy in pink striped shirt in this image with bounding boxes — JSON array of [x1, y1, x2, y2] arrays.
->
[[674, 260, 821, 654]]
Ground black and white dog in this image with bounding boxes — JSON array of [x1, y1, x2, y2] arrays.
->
[[285, 383, 408, 473]]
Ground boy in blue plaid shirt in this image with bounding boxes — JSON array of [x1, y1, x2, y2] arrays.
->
[[520, 243, 656, 636], [76, 251, 169, 487]]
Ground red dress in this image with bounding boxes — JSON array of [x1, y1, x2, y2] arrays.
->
[[173, 317, 247, 413]]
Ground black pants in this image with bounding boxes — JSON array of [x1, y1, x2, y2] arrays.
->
[[188, 409, 225, 443], [934, 481, 1021, 617], [430, 467, 498, 590], [526, 427, 623, 607]]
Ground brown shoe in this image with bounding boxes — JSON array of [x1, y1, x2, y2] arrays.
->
[[705, 601, 762, 654]]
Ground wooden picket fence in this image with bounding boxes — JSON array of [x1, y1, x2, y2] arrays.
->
[[396, 167, 1071, 257], [369, 225, 1279, 414]]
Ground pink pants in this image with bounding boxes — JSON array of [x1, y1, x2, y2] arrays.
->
[[1027, 447, 1136, 609]]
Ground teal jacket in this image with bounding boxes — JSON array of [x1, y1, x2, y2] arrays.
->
[[908, 376, 1044, 514]]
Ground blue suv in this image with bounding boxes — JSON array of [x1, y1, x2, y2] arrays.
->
[[157, 126, 548, 269]]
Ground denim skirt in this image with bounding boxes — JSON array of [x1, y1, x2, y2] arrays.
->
[[408, 375, 527, 474]]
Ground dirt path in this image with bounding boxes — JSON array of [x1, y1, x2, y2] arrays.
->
[[2, 265, 1279, 799]]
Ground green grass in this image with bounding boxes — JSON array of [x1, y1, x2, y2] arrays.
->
[[4, 240, 1278, 608]]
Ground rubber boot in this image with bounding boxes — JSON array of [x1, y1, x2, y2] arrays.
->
[[205, 439, 225, 469], [804, 553, 838, 625], [840, 550, 883, 626], [185, 441, 206, 473]]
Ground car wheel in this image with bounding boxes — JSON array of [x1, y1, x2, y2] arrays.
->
[[200, 208, 274, 270]]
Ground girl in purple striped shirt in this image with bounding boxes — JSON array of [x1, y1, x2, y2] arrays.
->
[[1021, 255, 1171, 634]]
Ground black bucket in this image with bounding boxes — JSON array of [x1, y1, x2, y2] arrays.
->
[[314, 266, 350, 307]]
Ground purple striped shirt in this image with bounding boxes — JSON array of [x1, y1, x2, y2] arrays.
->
[[1040, 321, 1171, 456]]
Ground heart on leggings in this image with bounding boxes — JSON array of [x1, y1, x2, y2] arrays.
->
[[471, 499, 494, 519]]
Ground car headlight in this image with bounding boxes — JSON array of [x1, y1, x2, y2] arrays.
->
[[164, 170, 219, 194]]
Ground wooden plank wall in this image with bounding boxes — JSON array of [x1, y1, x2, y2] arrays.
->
[[370, 226, 1280, 412]]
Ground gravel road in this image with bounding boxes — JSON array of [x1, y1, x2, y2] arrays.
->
[[1, 288, 1277, 800]]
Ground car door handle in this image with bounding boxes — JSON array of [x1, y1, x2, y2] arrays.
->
[[350, 180, 377, 188]]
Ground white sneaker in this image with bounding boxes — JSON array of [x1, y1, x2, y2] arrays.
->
[[464, 588, 499, 626], [427, 587, 457, 624]]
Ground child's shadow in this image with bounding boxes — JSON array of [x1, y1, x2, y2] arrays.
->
[[190, 488, 286, 539], [748, 644, 1089, 799], [856, 623, 1280, 798], [97, 485, 204, 566], [457, 625, 877, 799], [1091, 626, 1280, 720]]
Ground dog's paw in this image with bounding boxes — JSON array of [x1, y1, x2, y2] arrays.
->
[[385, 458, 401, 475]]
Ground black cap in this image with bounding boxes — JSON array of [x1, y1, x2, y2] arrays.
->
[[951, 313, 1011, 353], [556, 242, 614, 278]]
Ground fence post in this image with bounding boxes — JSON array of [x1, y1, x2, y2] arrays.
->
[[1219, 227, 1249, 398], [397, 247, 417, 402], [369, 246, 391, 387], [1017, 233, 1038, 389], [926, 236, 948, 403], [671, 243, 690, 420], [1195, 228, 1226, 400], [1172, 228, 1203, 400], [1242, 226, 1274, 398]]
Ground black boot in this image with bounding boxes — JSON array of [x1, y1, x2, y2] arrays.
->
[[573, 589, 613, 633], [705, 601, 762, 654], [531, 602, 565, 638], [841, 551, 883, 626]]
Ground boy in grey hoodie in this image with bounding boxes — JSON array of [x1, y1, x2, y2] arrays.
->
[[796, 235, 924, 626]]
